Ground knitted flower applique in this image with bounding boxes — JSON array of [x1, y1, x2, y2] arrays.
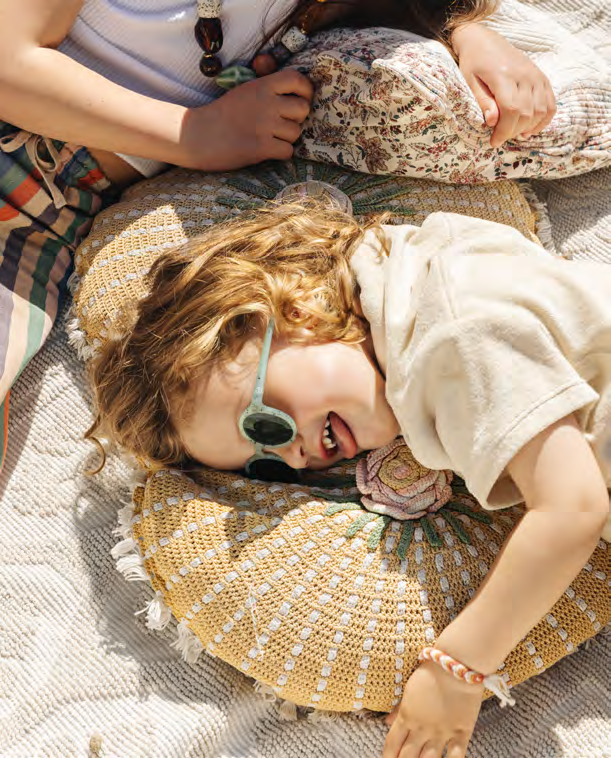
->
[[324, 438, 492, 556], [356, 438, 453, 520]]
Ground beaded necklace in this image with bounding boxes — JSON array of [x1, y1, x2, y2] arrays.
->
[[195, 0, 327, 90]]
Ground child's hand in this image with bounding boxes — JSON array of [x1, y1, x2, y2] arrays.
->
[[451, 24, 556, 148], [383, 661, 483, 758], [182, 70, 313, 171]]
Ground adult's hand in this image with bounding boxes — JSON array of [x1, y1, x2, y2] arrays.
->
[[451, 23, 556, 148]]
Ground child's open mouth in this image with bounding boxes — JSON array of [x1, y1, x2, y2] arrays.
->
[[321, 412, 358, 460]]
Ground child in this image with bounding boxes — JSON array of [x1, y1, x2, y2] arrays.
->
[[0, 0, 555, 471], [89, 199, 610, 757]]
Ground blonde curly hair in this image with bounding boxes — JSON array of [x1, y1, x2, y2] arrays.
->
[[86, 200, 387, 471]]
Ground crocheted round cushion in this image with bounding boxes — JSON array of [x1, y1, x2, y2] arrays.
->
[[70, 159, 611, 712], [119, 451, 611, 713]]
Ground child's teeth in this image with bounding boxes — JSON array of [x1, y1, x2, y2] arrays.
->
[[323, 417, 337, 452]]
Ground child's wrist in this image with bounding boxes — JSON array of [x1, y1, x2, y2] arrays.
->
[[419, 646, 515, 707], [434, 624, 506, 677], [174, 101, 238, 171], [419, 648, 487, 684], [448, 21, 486, 57]]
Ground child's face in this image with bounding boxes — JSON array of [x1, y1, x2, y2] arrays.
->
[[177, 334, 400, 472]]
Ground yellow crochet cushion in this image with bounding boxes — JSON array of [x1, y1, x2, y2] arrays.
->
[[119, 450, 611, 713], [69, 159, 610, 714]]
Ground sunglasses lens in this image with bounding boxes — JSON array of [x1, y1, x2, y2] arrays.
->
[[242, 412, 294, 446], [248, 458, 300, 483]]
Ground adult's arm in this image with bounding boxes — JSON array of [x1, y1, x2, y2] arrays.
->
[[0, 0, 189, 165], [0, 0, 313, 170]]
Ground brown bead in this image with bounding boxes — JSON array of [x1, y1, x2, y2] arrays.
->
[[194, 17, 223, 55], [251, 53, 278, 77], [199, 54, 223, 77]]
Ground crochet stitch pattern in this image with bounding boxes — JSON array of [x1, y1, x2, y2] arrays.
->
[[118, 457, 610, 713]]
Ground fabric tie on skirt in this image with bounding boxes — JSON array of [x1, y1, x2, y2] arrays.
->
[[0, 125, 111, 474], [0, 130, 69, 210]]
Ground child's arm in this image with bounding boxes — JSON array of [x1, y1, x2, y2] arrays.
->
[[0, 0, 313, 171], [450, 23, 556, 148], [383, 415, 609, 758]]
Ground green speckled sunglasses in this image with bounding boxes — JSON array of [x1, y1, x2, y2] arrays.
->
[[239, 318, 299, 481]]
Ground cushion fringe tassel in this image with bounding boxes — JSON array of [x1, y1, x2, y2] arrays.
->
[[253, 681, 298, 721], [111, 483, 207, 665], [307, 709, 341, 723], [111, 491, 150, 582], [171, 619, 204, 663], [135, 590, 172, 630], [115, 552, 150, 582], [521, 182, 555, 255], [66, 316, 97, 362], [482, 674, 516, 708], [67, 271, 81, 296]]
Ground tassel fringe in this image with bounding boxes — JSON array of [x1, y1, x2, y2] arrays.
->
[[254, 681, 278, 702], [67, 270, 81, 295], [278, 700, 299, 721], [171, 619, 204, 663], [113, 494, 150, 579], [110, 537, 138, 559], [521, 182, 556, 255], [66, 316, 96, 361], [307, 709, 341, 723], [114, 502, 136, 540], [136, 590, 172, 630], [483, 674, 516, 708], [253, 681, 299, 720], [115, 553, 150, 582]]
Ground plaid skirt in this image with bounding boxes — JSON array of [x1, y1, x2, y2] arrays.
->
[[0, 123, 113, 474]]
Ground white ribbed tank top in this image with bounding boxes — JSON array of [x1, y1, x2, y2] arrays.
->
[[60, 0, 297, 175]]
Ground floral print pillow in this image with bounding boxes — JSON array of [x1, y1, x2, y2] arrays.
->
[[291, 28, 610, 182]]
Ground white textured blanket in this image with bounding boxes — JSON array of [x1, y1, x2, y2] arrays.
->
[[1, 2, 610, 757]]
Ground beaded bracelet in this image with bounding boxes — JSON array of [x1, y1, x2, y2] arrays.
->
[[418, 647, 516, 708]]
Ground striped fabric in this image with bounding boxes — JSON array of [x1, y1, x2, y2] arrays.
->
[[0, 122, 111, 472]]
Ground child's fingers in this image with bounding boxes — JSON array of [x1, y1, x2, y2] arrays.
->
[[484, 100, 500, 128], [382, 717, 411, 758], [273, 117, 303, 145], [511, 88, 537, 139], [269, 69, 314, 101], [385, 706, 399, 727], [490, 80, 521, 147], [393, 735, 426, 758], [278, 94, 311, 124], [466, 75, 498, 128], [268, 137, 295, 161], [418, 740, 447, 758], [520, 81, 556, 139], [445, 738, 470, 758]]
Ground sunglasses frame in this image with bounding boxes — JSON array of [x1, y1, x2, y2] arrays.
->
[[238, 318, 298, 476]]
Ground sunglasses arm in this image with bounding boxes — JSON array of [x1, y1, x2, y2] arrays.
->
[[251, 318, 275, 407]]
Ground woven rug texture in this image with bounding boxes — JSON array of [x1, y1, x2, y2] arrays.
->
[[1, 0, 610, 756]]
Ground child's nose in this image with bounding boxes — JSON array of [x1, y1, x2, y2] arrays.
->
[[276, 437, 309, 469]]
